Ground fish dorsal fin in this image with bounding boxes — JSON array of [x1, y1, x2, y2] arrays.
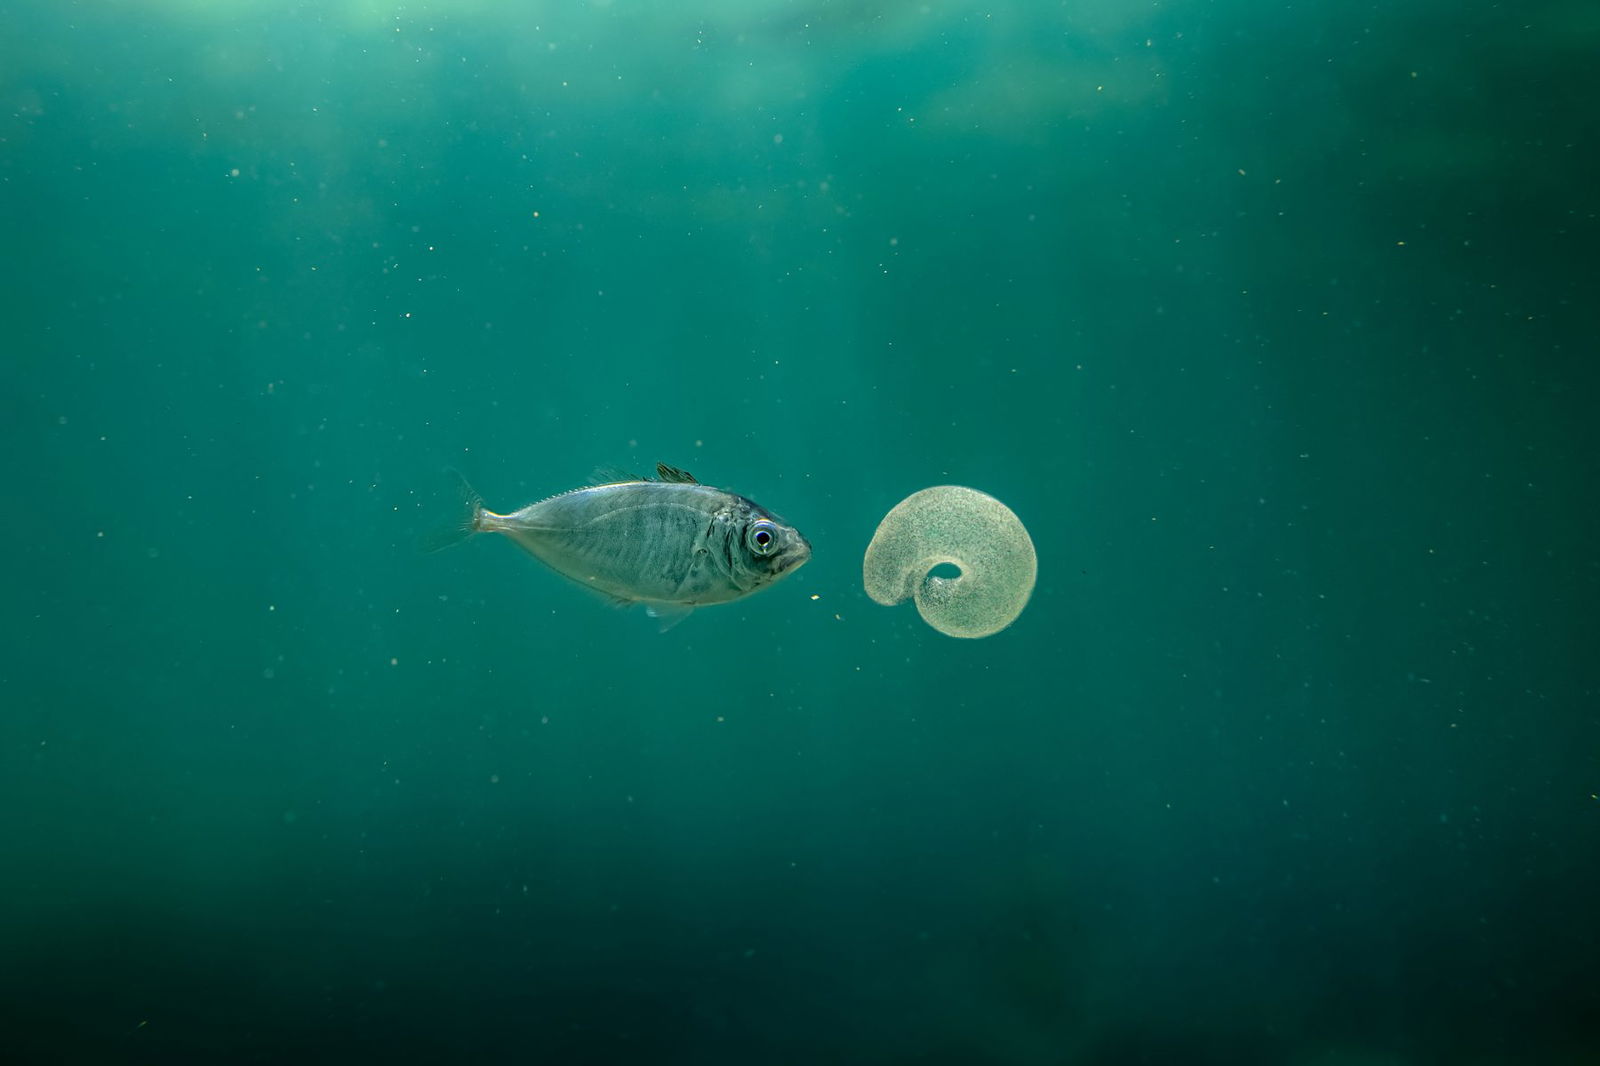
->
[[655, 462, 697, 484], [588, 465, 647, 486]]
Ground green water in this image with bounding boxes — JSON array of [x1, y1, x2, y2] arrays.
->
[[3, 2, 1596, 1064]]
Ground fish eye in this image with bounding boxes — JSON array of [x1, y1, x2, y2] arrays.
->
[[749, 521, 778, 555]]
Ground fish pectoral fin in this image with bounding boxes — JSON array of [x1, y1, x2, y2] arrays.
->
[[644, 603, 694, 632], [654, 463, 698, 484]]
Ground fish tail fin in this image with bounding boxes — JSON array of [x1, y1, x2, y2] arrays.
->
[[421, 469, 486, 553]]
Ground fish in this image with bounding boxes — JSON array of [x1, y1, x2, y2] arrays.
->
[[431, 463, 810, 628]]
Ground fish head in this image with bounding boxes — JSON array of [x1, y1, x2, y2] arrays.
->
[[735, 509, 811, 589]]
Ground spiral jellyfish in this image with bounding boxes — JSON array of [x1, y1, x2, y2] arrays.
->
[[862, 486, 1037, 638]]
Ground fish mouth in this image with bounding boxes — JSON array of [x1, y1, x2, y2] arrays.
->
[[785, 534, 813, 573]]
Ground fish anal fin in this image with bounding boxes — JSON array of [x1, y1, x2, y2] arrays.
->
[[644, 603, 694, 632], [655, 463, 697, 484]]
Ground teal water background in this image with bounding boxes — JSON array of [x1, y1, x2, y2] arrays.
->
[[3, 2, 1597, 1063]]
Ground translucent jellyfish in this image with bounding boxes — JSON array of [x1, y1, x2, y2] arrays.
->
[[862, 486, 1037, 638]]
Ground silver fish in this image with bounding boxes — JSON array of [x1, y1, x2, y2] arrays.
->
[[436, 463, 810, 627]]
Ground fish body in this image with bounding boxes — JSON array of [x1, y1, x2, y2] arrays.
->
[[442, 464, 809, 624]]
